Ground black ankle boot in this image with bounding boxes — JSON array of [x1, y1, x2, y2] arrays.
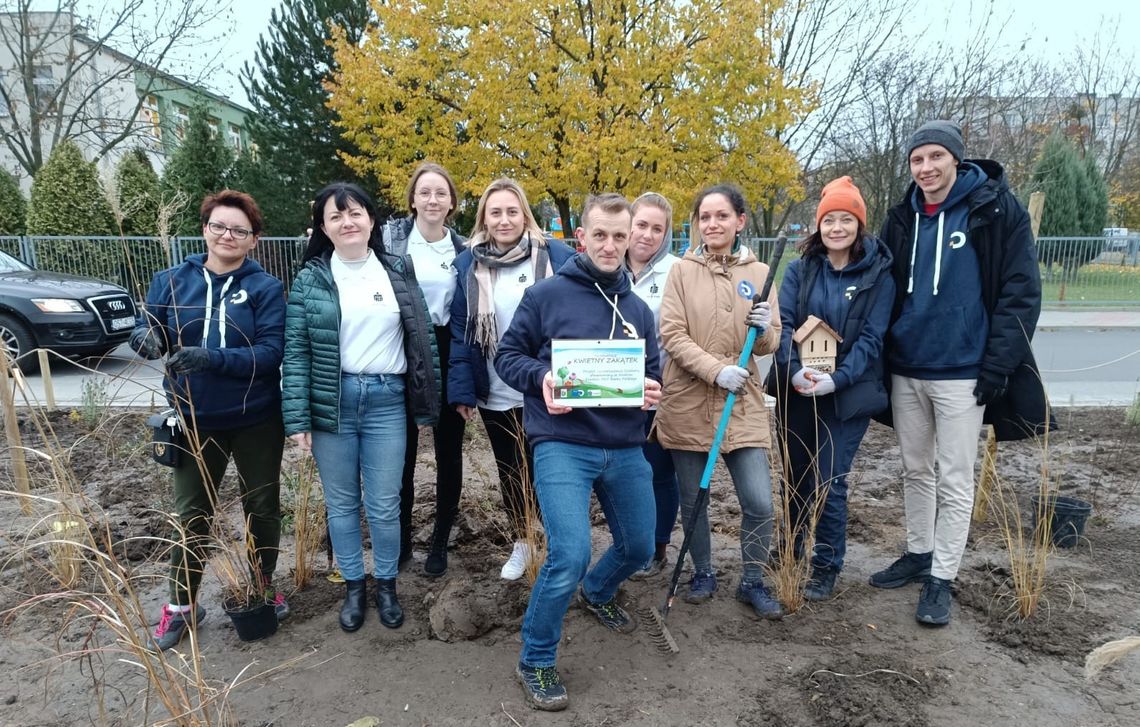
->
[[424, 524, 451, 577], [375, 578, 404, 628], [339, 579, 366, 632]]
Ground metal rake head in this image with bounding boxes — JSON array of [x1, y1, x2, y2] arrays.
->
[[637, 605, 679, 655]]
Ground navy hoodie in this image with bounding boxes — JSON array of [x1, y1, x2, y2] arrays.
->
[[889, 162, 989, 379], [494, 255, 661, 448], [139, 254, 285, 430]]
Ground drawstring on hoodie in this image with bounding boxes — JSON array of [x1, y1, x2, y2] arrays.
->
[[594, 282, 636, 339], [201, 267, 235, 348], [907, 210, 945, 296]]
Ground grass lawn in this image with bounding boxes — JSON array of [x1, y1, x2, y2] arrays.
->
[[1041, 263, 1140, 304]]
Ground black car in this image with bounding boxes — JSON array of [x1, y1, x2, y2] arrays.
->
[[0, 250, 138, 371]]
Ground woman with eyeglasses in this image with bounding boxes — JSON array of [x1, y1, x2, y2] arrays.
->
[[282, 182, 439, 632], [129, 190, 288, 650], [449, 178, 575, 580], [380, 163, 468, 577]]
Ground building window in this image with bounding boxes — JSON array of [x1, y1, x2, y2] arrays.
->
[[139, 95, 161, 141], [228, 123, 242, 151], [206, 117, 220, 139], [174, 104, 190, 140], [32, 65, 59, 113]]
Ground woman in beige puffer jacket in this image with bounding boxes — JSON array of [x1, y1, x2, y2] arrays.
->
[[653, 184, 784, 620]]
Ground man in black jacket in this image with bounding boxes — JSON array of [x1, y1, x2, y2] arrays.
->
[[869, 120, 1050, 626]]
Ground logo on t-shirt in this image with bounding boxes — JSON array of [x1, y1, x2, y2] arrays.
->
[[518, 273, 528, 283], [737, 280, 755, 299], [229, 290, 249, 305]]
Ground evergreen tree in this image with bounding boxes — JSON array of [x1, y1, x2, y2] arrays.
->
[[230, 147, 306, 236], [25, 140, 118, 279], [161, 106, 234, 235], [114, 148, 161, 236], [1032, 132, 1105, 279], [26, 140, 115, 236], [240, 0, 384, 219], [0, 169, 26, 235], [1078, 154, 1109, 236]]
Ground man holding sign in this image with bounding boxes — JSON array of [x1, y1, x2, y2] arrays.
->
[[495, 193, 662, 711]]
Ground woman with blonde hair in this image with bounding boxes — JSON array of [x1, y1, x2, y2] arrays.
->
[[448, 178, 575, 579], [626, 192, 681, 578]]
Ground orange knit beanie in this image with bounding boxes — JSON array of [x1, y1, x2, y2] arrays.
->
[[816, 176, 866, 227]]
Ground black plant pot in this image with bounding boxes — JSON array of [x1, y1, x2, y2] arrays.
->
[[224, 598, 278, 642], [1031, 494, 1093, 548]]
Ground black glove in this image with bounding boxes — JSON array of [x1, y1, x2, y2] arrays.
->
[[974, 370, 1008, 406], [129, 326, 165, 359], [167, 347, 213, 375]]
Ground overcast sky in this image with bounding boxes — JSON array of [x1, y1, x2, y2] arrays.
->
[[27, 0, 1135, 108], [208, 0, 1140, 108]]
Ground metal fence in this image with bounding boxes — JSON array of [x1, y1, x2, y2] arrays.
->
[[0, 235, 307, 300], [3, 234, 1138, 305]]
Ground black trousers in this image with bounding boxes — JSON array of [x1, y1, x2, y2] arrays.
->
[[400, 325, 466, 550], [479, 406, 536, 540]]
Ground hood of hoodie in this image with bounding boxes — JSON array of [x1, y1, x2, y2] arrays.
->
[[559, 253, 633, 296], [910, 161, 987, 214], [629, 228, 675, 281], [185, 253, 267, 283]]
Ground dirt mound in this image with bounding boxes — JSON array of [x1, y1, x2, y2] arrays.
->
[[798, 653, 943, 727], [426, 576, 529, 642]]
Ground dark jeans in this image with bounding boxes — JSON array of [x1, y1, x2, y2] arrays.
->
[[169, 412, 284, 605], [778, 395, 870, 573], [479, 406, 535, 539], [644, 410, 679, 546], [401, 325, 466, 548]]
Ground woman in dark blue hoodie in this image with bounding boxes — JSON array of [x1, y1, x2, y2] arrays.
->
[[129, 190, 286, 650], [770, 177, 895, 602]]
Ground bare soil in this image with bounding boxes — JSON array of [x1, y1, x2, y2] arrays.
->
[[1, 407, 1138, 726]]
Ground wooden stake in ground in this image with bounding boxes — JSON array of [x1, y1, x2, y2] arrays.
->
[[37, 349, 55, 408], [0, 348, 32, 514], [974, 191, 1046, 522]]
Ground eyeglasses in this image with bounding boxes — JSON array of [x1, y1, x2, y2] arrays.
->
[[415, 190, 451, 201], [207, 221, 252, 240]]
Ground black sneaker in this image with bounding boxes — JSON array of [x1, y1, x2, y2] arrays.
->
[[516, 663, 569, 711], [577, 587, 637, 633], [868, 551, 932, 589], [915, 576, 953, 626], [804, 567, 838, 602]]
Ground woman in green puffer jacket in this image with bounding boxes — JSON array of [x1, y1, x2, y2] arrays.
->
[[282, 182, 439, 633]]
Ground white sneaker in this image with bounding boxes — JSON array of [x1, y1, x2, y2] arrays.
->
[[500, 541, 531, 581]]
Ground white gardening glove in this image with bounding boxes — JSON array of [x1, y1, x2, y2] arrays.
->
[[715, 365, 750, 394], [807, 372, 836, 396], [792, 367, 818, 394], [746, 301, 772, 332]]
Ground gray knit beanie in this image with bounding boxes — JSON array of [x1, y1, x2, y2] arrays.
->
[[908, 120, 965, 162]]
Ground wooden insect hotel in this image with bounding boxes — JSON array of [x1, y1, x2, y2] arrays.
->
[[792, 315, 842, 373]]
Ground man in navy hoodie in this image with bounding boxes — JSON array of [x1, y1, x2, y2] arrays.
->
[[495, 193, 661, 711], [870, 121, 1047, 626]]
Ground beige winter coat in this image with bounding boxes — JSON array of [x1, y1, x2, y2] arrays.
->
[[653, 246, 780, 452]]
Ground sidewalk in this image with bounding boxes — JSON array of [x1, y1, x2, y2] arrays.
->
[[1038, 309, 1140, 330]]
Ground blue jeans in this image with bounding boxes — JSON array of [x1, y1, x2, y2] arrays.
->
[[520, 441, 655, 668], [779, 396, 869, 572], [672, 448, 774, 583], [644, 411, 679, 547], [312, 373, 406, 581]]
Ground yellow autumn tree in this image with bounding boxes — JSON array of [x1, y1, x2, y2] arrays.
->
[[329, 0, 809, 228]]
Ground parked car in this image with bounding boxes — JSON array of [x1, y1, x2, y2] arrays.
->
[[0, 250, 138, 371]]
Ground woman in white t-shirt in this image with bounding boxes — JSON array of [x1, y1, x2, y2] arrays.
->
[[381, 163, 467, 578], [448, 178, 575, 580], [283, 183, 438, 632]]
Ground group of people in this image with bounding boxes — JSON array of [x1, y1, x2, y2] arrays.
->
[[130, 119, 1049, 711]]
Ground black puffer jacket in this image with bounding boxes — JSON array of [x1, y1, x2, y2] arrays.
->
[[878, 158, 1054, 441]]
